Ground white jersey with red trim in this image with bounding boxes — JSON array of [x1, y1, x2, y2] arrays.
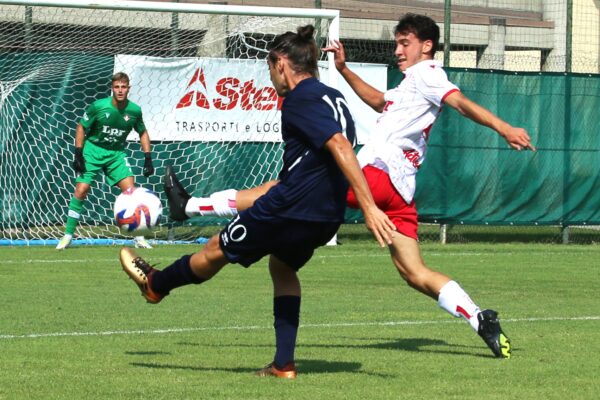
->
[[357, 59, 459, 204]]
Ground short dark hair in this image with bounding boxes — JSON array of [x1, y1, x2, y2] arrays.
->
[[111, 72, 130, 84], [394, 13, 440, 57], [268, 25, 318, 77]]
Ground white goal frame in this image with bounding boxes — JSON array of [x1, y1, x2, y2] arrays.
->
[[0, 0, 341, 86], [0, 0, 341, 246]]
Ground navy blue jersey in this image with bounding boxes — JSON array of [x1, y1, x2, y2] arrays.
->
[[250, 77, 356, 222]]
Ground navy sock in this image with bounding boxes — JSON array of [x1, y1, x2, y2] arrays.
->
[[273, 295, 301, 368], [151, 255, 205, 295]]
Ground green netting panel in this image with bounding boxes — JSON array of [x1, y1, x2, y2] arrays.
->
[[346, 69, 600, 227], [0, 52, 285, 231], [142, 141, 283, 228], [3, 56, 600, 235], [1, 52, 112, 227], [416, 69, 600, 226]]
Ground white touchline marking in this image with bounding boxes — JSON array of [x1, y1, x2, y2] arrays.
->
[[1, 316, 598, 340]]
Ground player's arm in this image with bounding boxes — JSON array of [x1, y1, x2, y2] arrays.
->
[[324, 133, 395, 247], [75, 123, 86, 148], [139, 130, 151, 153], [323, 40, 386, 112], [72, 123, 86, 173], [443, 91, 536, 151], [138, 130, 154, 177]]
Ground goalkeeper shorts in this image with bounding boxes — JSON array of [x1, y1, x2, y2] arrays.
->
[[76, 141, 133, 187], [347, 165, 418, 240]]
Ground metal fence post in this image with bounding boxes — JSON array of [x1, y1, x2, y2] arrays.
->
[[443, 0, 451, 67]]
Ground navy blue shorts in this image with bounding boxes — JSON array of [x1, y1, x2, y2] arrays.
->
[[219, 210, 340, 271]]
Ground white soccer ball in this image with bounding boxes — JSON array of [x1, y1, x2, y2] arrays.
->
[[114, 187, 162, 235]]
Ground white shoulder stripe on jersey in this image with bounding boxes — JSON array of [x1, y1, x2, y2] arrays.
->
[[287, 150, 310, 172]]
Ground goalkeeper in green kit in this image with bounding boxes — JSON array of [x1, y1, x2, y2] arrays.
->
[[56, 72, 155, 250]]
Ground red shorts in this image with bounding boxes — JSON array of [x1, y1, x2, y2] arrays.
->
[[347, 165, 418, 240]]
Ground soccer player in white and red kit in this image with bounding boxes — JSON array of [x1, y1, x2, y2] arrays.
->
[[325, 13, 535, 358]]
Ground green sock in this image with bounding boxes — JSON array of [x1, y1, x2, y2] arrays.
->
[[65, 197, 84, 235]]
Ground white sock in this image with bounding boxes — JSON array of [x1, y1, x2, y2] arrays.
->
[[437, 280, 481, 331], [185, 189, 238, 218]]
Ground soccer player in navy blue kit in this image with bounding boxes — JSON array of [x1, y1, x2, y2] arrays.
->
[[119, 25, 395, 379]]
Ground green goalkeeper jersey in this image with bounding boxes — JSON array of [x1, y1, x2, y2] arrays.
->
[[80, 97, 146, 151]]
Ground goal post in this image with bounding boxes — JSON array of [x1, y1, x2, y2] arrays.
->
[[0, 0, 340, 245]]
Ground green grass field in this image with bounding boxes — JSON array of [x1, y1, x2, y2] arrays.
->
[[1, 226, 599, 399]]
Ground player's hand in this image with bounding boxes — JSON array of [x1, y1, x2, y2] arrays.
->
[[72, 147, 86, 174], [502, 127, 536, 151], [322, 39, 347, 72], [143, 153, 154, 177], [363, 205, 396, 247]]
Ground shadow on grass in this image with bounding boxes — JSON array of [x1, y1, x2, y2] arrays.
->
[[125, 350, 171, 356], [173, 337, 494, 359], [351, 337, 493, 358], [130, 359, 393, 377], [293, 337, 490, 358]]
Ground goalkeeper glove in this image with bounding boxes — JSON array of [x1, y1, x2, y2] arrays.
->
[[73, 147, 86, 174], [143, 152, 154, 177]]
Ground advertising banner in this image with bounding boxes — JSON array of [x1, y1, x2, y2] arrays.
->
[[115, 55, 386, 143]]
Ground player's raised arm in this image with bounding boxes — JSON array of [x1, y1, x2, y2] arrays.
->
[[324, 132, 396, 247], [443, 90, 536, 151], [323, 40, 387, 112]]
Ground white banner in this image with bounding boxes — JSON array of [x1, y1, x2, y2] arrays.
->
[[319, 62, 386, 145], [115, 55, 386, 144]]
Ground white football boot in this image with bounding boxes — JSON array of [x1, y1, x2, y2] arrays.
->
[[56, 234, 73, 250], [133, 236, 153, 249]]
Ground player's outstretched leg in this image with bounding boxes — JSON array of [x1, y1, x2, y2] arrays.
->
[[256, 362, 297, 379], [477, 309, 511, 358], [164, 165, 191, 222], [119, 247, 164, 304]]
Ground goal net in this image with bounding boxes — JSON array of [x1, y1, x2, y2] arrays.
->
[[0, 0, 339, 245]]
